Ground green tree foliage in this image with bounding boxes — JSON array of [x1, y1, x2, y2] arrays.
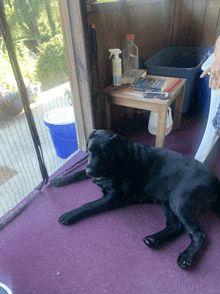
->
[[43, 0, 56, 37], [2, 0, 67, 89], [0, 40, 37, 92], [3, 0, 61, 42], [14, 0, 41, 39], [35, 34, 68, 83]]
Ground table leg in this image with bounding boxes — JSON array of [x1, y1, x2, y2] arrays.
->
[[156, 105, 168, 148], [105, 97, 111, 130], [173, 84, 185, 130]]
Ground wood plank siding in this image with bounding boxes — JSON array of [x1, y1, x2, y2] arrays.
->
[[86, 0, 220, 127], [87, 0, 220, 89]]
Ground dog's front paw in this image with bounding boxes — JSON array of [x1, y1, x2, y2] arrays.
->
[[143, 236, 161, 249], [177, 251, 195, 269], [51, 177, 68, 187], [58, 211, 79, 225]]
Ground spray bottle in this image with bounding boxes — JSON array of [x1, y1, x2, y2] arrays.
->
[[109, 49, 122, 86]]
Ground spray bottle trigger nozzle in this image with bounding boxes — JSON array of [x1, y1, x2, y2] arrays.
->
[[109, 49, 122, 60]]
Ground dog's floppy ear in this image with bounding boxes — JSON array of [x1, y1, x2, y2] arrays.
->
[[111, 133, 128, 160]]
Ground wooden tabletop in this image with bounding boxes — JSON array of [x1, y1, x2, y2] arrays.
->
[[102, 76, 187, 107]]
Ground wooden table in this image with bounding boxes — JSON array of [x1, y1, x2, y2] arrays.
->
[[102, 77, 186, 148]]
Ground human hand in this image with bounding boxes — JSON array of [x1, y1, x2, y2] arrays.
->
[[200, 58, 220, 90]]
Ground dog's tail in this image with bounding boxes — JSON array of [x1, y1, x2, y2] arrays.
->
[[211, 178, 220, 218]]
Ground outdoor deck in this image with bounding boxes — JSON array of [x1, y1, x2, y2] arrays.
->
[[0, 82, 75, 218]]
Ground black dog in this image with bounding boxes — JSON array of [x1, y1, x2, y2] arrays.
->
[[51, 129, 220, 268]]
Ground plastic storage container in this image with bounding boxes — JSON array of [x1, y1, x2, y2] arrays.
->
[[199, 47, 215, 118], [148, 107, 173, 136], [144, 47, 210, 112], [44, 106, 78, 159]]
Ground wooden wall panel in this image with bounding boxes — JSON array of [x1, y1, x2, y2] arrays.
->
[[86, 0, 220, 129], [188, 0, 207, 47], [87, 1, 175, 127], [170, 0, 181, 46], [87, 0, 220, 91], [133, 3, 163, 58], [87, 8, 123, 89], [172, 0, 220, 48], [85, 0, 220, 128], [87, 0, 175, 89], [172, 0, 194, 47], [200, 0, 220, 47], [160, 0, 176, 48], [214, 11, 220, 42]]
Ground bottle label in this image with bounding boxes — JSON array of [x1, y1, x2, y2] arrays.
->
[[114, 75, 122, 85], [114, 65, 121, 76]]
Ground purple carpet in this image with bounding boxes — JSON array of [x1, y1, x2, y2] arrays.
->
[[1, 115, 220, 294]]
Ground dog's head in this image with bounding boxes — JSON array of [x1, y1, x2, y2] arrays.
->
[[86, 129, 129, 179]]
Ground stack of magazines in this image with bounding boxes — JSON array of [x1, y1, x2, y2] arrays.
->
[[131, 76, 166, 92]]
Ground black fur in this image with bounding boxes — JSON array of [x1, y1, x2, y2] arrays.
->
[[51, 129, 220, 269]]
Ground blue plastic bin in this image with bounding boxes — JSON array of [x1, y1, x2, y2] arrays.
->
[[44, 106, 78, 159], [144, 47, 210, 112], [199, 47, 214, 118]]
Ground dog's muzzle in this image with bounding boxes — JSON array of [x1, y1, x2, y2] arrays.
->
[[86, 168, 102, 182], [92, 177, 102, 183]]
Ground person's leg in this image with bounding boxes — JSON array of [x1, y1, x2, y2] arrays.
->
[[194, 89, 220, 162]]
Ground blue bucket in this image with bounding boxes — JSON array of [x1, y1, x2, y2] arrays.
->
[[44, 106, 78, 159]]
